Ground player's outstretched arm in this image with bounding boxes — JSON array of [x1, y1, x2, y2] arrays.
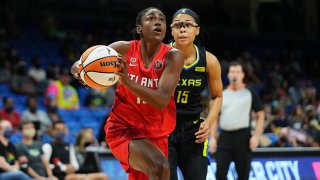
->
[[204, 52, 223, 128], [195, 52, 223, 143], [117, 48, 184, 109]]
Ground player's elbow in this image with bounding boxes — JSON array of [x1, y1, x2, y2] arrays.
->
[[149, 92, 171, 109], [153, 97, 171, 110], [210, 95, 223, 106], [210, 95, 222, 101], [154, 101, 168, 110]]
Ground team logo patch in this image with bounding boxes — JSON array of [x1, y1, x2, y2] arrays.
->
[[195, 67, 205, 72], [154, 60, 163, 71], [130, 57, 136, 63]]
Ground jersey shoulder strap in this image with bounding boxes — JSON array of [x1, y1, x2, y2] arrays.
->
[[196, 45, 207, 68]]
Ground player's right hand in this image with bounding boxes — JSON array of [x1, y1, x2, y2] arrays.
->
[[71, 60, 89, 89]]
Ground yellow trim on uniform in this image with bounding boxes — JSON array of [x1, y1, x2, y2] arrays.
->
[[195, 66, 205, 72], [194, 117, 205, 124], [200, 117, 208, 157], [184, 44, 199, 69], [169, 42, 200, 70], [203, 139, 208, 157]]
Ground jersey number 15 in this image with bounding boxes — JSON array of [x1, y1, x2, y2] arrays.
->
[[176, 90, 189, 104]]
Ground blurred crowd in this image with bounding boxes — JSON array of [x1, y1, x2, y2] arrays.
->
[[0, 4, 320, 179], [202, 46, 320, 148], [0, 25, 112, 179]]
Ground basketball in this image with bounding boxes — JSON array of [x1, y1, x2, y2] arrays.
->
[[78, 45, 120, 89]]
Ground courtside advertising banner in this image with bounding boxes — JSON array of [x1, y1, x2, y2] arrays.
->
[[206, 157, 320, 180]]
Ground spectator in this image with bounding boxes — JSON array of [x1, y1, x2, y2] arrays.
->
[[28, 57, 47, 83], [289, 104, 305, 130], [8, 48, 20, 63], [11, 60, 38, 96], [41, 16, 66, 40], [102, 86, 116, 107], [97, 114, 109, 148], [309, 119, 320, 147], [16, 121, 58, 180], [42, 121, 82, 180], [74, 128, 108, 180], [302, 81, 317, 106], [0, 60, 11, 83], [317, 102, 320, 121], [84, 89, 107, 109], [288, 81, 303, 105], [271, 128, 296, 147], [302, 105, 317, 131], [0, 120, 32, 180], [263, 104, 275, 133], [271, 107, 289, 129], [46, 99, 62, 124], [303, 105, 320, 142], [277, 80, 289, 98], [21, 96, 52, 134], [46, 63, 60, 81], [28, 57, 47, 94], [0, 97, 21, 130], [45, 68, 80, 110], [85, 88, 112, 109]]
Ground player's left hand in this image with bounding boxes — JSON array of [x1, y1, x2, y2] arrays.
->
[[250, 135, 260, 149], [115, 54, 130, 86], [195, 121, 210, 143]]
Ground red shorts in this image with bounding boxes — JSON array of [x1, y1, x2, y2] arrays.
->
[[105, 120, 169, 180]]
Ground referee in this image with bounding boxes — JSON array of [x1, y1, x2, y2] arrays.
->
[[210, 61, 264, 180]]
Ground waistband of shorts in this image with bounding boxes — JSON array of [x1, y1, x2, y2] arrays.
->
[[176, 115, 203, 127], [106, 120, 169, 140], [176, 114, 200, 122], [221, 127, 251, 134]]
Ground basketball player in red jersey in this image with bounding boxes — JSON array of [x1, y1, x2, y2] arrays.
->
[[71, 7, 184, 180]]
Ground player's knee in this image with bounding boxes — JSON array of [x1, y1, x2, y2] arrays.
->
[[148, 158, 170, 179]]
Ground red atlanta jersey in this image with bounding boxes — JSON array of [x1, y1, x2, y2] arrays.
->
[[107, 40, 176, 138]]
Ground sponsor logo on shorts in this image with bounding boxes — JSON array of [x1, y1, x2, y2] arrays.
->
[[193, 119, 199, 124]]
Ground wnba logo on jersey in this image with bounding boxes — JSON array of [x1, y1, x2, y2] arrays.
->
[[154, 60, 163, 71]]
